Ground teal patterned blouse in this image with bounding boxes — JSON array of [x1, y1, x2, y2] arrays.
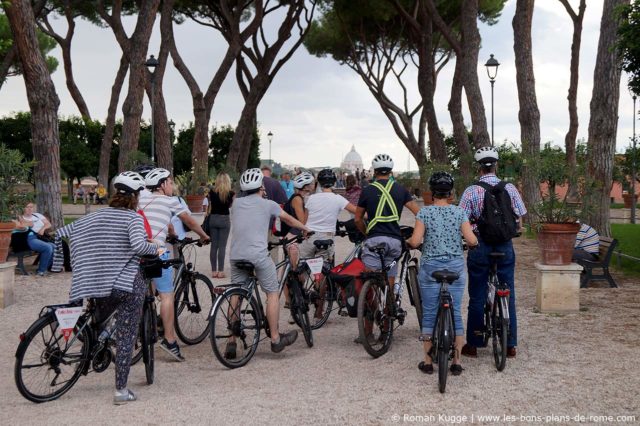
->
[[416, 205, 469, 261]]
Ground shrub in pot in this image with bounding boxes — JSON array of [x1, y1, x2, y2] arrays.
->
[[0, 144, 34, 262]]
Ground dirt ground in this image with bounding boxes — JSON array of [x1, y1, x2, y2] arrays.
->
[[1, 210, 639, 425]]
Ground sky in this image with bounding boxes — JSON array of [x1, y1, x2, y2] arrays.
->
[[0, 0, 637, 172]]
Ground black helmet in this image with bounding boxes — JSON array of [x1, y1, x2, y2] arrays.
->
[[317, 169, 337, 187], [133, 164, 155, 178], [429, 171, 454, 194]]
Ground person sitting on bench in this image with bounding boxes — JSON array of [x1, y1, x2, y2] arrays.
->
[[573, 222, 599, 262], [14, 203, 55, 276]]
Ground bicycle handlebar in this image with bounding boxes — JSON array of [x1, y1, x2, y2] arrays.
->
[[166, 236, 205, 247], [267, 231, 315, 251]]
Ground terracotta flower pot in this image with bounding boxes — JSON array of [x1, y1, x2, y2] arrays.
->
[[537, 222, 581, 265], [185, 195, 205, 213], [0, 222, 16, 263]]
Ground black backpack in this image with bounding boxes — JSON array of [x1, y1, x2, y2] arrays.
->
[[474, 181, 518, 244], [274, 194, 302, 237]]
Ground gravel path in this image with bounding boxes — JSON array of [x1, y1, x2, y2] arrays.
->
[[1, 210, 638, 425]]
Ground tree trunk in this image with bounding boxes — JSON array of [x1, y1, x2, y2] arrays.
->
[[4, 0, 63, 228], [117, 0, 160, 171], [560, 0, 586, 199], [460, 0, 491, 149], [98, 54, 128, 189], [513, 0, 542, 222], [0, 44, 17, 90], [585, 0, 629, 237], [448, 55, 472, 183], [417, 12, 447, 164]]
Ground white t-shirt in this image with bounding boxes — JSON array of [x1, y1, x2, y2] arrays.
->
[[170, 197, 192, 240], [23, 213, 45, 233], [305, 192, 349, 233]]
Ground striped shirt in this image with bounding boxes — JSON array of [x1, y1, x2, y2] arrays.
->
[[56, 208, 158, 301], [575, 223, 599, 254], [459, 174, 527, 231], [139, 192, 188, 244]]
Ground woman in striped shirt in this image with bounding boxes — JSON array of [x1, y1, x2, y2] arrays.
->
[[56, 172, 161, 405]]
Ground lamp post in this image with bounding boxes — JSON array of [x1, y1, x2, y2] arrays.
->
[[267, 131, 273, 166], [632, 94, 637, 224], [145, 55, 159, 163], [485, 54, 500, 147]]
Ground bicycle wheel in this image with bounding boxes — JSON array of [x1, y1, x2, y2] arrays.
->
[[303, 273, 333, 330], [405, 265, 422, 325], [141, 306, 154, 385], [209, 288, 261, 369], [15, 314, 91, 403], [492, 297, 509, 372], [438, 309, 453, 394], [290, 277, 313, 347], [357, 279, 394, 358], [174, 273, 215, 345], [481, 303, 491, 348]]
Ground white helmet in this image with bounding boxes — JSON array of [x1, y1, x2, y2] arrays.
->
[[293, 172, 314, 189], [113, 171, 146, 194], [474, 147, 499, 165], [240, 168, 264, 191], [145, 168, 171, 188], [372, 153, 394, 171]]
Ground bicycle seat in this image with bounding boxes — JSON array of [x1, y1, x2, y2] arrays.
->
[[432, 269, 459, 284], [233, 261, 255, 272], [314, 239, 334, 250], [367, 243, 387, 254], [489, 252, 505, 259]]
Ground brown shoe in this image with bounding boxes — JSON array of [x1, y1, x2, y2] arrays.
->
[[461, 344, 477, 358], [507, 347, 516, 358]]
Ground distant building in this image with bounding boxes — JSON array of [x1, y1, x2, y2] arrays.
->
[[340, 145, 363, 174]]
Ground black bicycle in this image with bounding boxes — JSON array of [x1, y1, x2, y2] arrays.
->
[[209, 234, 313, 369], [474, 252, 510, 371], [167, 236, 215, 345], [428, 269, 459, 394], [14, 257, 179, 402], [356, 229, 421, 358]]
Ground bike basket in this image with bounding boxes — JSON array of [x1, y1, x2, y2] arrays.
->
[[140, 256, 163, 279]]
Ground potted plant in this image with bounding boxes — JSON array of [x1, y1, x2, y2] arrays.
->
[[175, 170, 206, 213], [0, 144, 34, 262], [532, 145, 581, 265]]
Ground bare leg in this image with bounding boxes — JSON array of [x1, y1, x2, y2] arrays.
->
[[265, 291, 281, 341], [159, 292, 176, 343], [453, 335, 464, 365]]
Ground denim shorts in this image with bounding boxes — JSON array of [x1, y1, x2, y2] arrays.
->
[[153, 250, 174, 293]]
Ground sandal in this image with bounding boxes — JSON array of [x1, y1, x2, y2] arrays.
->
[[212, 272, 219, 278], [418, 361, 434, 374], [218, 272, 226, 278], [224, 341, 237, 359], [449, 364, 464, 376]]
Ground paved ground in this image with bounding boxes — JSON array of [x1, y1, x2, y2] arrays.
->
[[1, 209, 639, 425]]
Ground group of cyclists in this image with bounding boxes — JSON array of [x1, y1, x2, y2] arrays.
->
[[50, 145, 525, 405]]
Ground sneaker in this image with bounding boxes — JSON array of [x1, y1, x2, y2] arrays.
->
[[461, 344, 477, 358], [450, 364, 464, 376], [271, 330, 298, 353], [36, 271, 47, 277], [113, 389, 137, 405], [507, 347, 517, 358], [159, 339, 185, 362]]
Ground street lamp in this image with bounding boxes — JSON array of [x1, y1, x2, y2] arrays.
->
[[485, 54, 500, 147], [632, 93, 637, 224], [145, 54, 159, 163], [267, 131, 273, 165]]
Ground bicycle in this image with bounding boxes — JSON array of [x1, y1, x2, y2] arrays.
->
[[167, 236, 215, 345], [14, 257, 179, 402], [427, 269, 459, 394], [208, 234, 313, 369], [473, 251, 511, 371], [356, 228, 421, 358]]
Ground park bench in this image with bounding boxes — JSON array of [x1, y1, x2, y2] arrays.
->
[[577, 236, 618, 288], [8, 230, 38, 276]]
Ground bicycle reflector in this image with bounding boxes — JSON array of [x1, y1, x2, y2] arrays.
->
[[443, 303, 450, 308], [496, 290, 510, 297]]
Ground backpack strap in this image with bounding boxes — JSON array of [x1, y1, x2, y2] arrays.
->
[[366, 180, 399, 233], [474, 181, 493, 191]]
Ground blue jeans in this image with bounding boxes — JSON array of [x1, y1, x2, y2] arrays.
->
[[466, 238, 517, 348], [419, 257, 466, 336], [27, 233, 54, 274]]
